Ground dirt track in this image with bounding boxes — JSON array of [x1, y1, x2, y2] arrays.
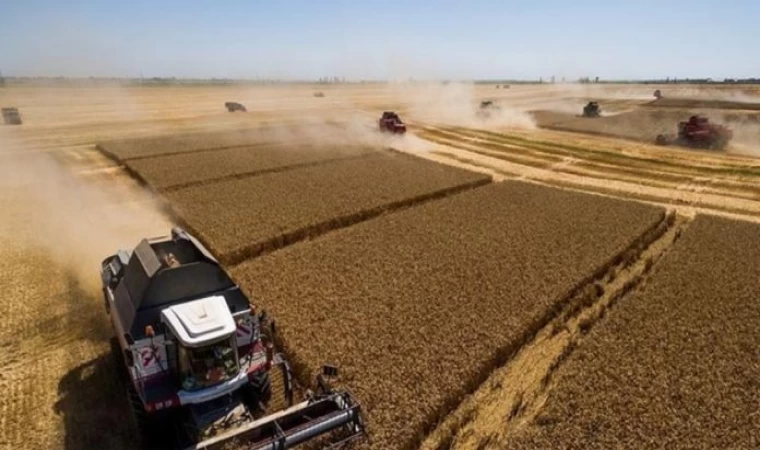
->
[[1, 82, 760, 450]]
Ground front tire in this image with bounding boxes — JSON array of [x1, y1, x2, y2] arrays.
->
[[127, 385, 175, 450], [127, 384, 153, 448]]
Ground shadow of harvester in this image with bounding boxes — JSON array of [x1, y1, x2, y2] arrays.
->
[[55, 354, 137, 450]]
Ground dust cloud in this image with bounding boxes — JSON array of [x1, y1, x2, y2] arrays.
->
[[0, 134, 171, 292], [390, 81, 536, 129], [728, 121, 760, 156]]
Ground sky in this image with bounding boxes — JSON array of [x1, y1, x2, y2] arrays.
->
[[1, 0, 758, 80]]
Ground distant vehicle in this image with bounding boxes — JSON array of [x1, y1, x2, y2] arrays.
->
[[582, 101, 601, 118], [653, 89, 663, 100], [477, 100, 500, 118], [378, 111, 407, 134], [2, 107, 22, 125], [101, 227, 365, 449], [314, 91, 325, 97], [655, 115, 733, 150], [225, 102, 247, 112]]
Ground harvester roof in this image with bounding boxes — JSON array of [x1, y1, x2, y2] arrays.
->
[[161, 295, 237, 347], [112, 230, 248, 339]]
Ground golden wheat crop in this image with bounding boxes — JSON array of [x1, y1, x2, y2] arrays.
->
[[166, 152, 490, 264], [231, 181, 665, 450], [503, 215, 760, 450]]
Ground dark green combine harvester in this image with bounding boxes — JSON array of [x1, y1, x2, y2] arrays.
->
[[582, 101, 601, 118]]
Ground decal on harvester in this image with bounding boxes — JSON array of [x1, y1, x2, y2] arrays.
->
[[140, 346, 158, 367]]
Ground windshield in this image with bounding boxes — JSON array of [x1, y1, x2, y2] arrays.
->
[[179, 337, 240, 391]]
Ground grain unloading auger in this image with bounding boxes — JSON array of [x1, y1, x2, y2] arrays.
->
[[101, 227, 365, 449]]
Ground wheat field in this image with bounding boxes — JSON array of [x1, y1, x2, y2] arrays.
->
[[1, 82, 759, 450]]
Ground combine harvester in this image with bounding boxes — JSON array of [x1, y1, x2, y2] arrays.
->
[[225, 102, 247, 112], [378, 111, 407, 134], [582, 101, 601, 118], [101, 227, 365, 450], [477, 100, 500, 119], [656, 115, 733, 150]]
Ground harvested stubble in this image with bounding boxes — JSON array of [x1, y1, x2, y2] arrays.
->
[[531, 109, 682, 143], [503, 215, 760, 450], [166, 152, 491, 264], [125, 143, 378, 190], [230, 182, 666, 450]]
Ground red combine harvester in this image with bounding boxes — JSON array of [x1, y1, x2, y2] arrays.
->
[[378, 111, 407, 134], [101, 227, 365, 450], [656, 115, 733, 150]]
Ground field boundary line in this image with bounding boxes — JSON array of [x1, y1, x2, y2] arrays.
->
[[218, 174, 492, 267], [158, 151, 381, 192], [95, 140, 303, 162], [420, 210, 689, 450]]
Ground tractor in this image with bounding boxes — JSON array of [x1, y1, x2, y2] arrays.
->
[[655, 115, 733, 150], [225, 102, 247, 112], [582, 102, 601, 118], [378, 111, 407, 134], [101, 227, 365, 449]]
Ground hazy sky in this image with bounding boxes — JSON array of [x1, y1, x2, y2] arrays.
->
[[1, 0, 758, 80]]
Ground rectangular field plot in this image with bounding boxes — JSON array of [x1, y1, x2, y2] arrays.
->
[[231, 182, 666, 450], [167, 152, 491, 264], [125, 143, 379, 190], [97, 127, 284, 160], [505, 215, 760, 450]]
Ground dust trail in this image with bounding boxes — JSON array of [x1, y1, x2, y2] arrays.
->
[[0, 133, 171, 292], [386, 81, 536, 130]]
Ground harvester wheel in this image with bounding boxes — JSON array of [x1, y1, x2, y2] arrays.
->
[[711, 138, 729, 151], [110, 337, 128, 384], [249, 371, 272, 405], [127, 384, 153, 448]]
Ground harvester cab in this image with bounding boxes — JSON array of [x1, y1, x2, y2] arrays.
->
[[379, 111, 407, 134], [101, 227, 365, 449], [582, 101, 601, 118]]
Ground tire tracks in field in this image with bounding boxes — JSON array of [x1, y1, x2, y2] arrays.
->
[[422, 125, 760, 188], [421, 211, 691, 450], [409, 126, 760, 220]]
